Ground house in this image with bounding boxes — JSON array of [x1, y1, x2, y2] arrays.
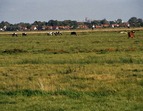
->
[[77, 25, 89, 29], [30, 25, 38, 31], [111, 24, 119, 28], [102, 24, 110, 28]]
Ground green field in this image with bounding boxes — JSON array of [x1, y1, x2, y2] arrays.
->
[[0, 29, 143, 111]]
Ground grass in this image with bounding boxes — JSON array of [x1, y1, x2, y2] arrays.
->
[[0, 29, 143, 111]]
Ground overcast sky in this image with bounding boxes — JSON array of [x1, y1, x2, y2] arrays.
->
[[0, 0, 142, 23]]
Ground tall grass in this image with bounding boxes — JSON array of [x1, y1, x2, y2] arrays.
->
[[0, 30, 143, 111]]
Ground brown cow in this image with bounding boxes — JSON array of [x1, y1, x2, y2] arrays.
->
[[128, 31, 135, 38]]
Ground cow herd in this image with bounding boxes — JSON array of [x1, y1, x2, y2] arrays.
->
[[12, 32, 27, 37], [47, 31, 77, 36], [11, 31, 77, 37], [11, 31, 135, 38], [47, 31, 62, 36]]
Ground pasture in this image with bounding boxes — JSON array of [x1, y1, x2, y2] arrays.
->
[[0, 29, 143, 111]]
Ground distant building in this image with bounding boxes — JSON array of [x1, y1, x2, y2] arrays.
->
[[111, 24, 119, 28], [0, 28, 4, 31], [31, 25, 38, 30], [77, 25, 89, 29]]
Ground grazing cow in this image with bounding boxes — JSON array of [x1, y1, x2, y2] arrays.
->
[[54, 31, 62, 36], [22, 33, 27, 36], [128, 31, 135, 38], [47, 32, 53, 36], [47, 31, 62, 36], [71, 32, 77, 36], [12, 33, 18, 37]]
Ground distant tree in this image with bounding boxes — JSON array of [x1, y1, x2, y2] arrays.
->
[[1, 16, 143, 31], [116, 19, 123, 24], [0, 21, 10, 30], [32, 21, 48, 30], [84, 22, 92, 28], [47, 20, 59, 26], [91, 20, 101, 25], [69, 21, 78, 29], [62, 20, 71, 26], [109, 21, 116, 25], [100, 19, 109, 24], [16, 22, 30, 30], [128, 17, 143, 27], [6, 24, 19, 31], [25, 23, 31, 29], [128, 17, 138, 27], [137, 18, 143, 27]]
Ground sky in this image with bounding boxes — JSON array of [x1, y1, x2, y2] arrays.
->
[[0, 0, 143, 23]]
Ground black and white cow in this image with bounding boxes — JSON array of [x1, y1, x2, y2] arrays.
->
[[22, 33, 27, 36], [12, 33, 18, 37], [54, 31, 62, 36], [47, 31, 62, 36]]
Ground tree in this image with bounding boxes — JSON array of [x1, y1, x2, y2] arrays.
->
[[91, 20, 101, 25], [128, 17, 138, 27], [100, 19, 109, 24], [128, 17, 143, 27], [1, 16, 143, 31], [0, 21, 10, 30], [109, 21, 116, 25], [47, 20, 59, 26], [69, 20, 78, 29], [137, 18, 143, 27], [6, 24, 19, 31], [116, 19, 122, 24]]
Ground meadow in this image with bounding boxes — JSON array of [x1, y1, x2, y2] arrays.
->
[[0, 29, 143, 111]]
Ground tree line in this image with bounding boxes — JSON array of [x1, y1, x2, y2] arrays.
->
[[0, 17, 143, 31]]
